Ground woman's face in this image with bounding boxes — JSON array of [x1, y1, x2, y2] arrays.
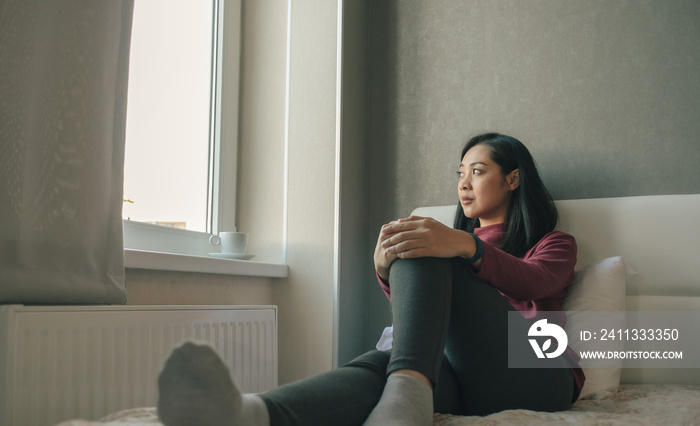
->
[[457, 144, 520, 227]]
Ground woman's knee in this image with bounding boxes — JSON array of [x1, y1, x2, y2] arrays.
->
[[390, 257, 451, 274], [343, 350, 391, 376], [389, 257, 453, 290]]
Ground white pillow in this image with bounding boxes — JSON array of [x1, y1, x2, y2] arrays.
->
[[562, 256, 636, 399]]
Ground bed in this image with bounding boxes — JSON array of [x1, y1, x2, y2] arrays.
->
[[422, 194, 700, 424], [56, 194, 700, 425]]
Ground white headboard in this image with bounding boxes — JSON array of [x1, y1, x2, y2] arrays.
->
[[412, 194, 700, 297]]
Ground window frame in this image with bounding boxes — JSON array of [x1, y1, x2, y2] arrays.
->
[[122, 0, 286, 277]]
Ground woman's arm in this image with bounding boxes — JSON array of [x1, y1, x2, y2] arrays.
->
[[380, 216, 480, 260], [473, 231, 577, 300], [377, 222, 577, 301], [374, 216, 481, 295]]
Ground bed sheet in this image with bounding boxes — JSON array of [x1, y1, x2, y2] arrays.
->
[[56, 384, 700, 426], [434, 384, 700, 425]]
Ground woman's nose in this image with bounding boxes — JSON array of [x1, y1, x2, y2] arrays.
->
[[459, 175, 471, 190]]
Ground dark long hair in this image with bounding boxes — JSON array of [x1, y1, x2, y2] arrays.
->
[[453, 133, 558, 257]]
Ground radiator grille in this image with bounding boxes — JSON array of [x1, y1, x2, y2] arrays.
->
[[0, 305, 277, 426]]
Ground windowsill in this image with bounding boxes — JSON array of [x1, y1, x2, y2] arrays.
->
[[124, 249, 288, 278]]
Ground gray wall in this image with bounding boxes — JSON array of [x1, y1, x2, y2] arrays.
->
[[364, 0, 700, 349]]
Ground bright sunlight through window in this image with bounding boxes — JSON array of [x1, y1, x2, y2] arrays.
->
[[123, 0, 215, 232]]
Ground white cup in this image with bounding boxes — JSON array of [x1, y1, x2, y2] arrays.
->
[[209, 232, 248, 254]]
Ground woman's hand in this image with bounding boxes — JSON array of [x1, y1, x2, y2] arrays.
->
[[374, 221, 400, 281], [374, 216, 480, 280]]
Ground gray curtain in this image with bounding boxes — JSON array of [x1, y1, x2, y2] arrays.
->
[[0, 0, 133, 304]]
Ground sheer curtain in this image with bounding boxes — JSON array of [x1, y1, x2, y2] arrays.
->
[[0, 0, 134, 304]]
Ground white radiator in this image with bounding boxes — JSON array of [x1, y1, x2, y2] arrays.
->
[[0, 305, 278, 426]]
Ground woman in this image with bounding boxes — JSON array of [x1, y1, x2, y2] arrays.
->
[[157, 133, 584, 426]]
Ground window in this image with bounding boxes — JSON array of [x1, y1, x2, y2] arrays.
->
[[121, 0, 286, 277], [123, 0, 240, 262]]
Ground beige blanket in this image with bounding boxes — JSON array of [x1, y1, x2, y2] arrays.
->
[[434, 384, 700, 425], [57, 384, 700, 426]]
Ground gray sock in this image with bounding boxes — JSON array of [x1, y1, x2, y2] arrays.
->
[[157, 342, 269, 426], [240, 394, 270, 426], [363, 373, 434, 426]]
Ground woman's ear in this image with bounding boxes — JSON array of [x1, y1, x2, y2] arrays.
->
[[507, 169, 520, 190]]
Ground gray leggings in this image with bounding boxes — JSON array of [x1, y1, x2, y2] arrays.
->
[[260, 258, 574, 425]]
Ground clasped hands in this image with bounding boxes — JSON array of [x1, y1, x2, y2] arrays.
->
[[373, 216, 479, 281]]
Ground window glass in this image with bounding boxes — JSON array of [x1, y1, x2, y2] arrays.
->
[[123, 0, 215, 232]]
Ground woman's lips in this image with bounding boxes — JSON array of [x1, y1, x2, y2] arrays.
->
[[460, 197, 474, 205]]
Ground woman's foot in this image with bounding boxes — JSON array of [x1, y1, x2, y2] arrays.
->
[[363, 373, 434, 426], [157, 342, 241, 426]]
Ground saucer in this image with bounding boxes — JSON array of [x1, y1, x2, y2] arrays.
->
[[208, 253, 255, 260]]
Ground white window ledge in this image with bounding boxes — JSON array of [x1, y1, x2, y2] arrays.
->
[[125, 249, 288, 278]]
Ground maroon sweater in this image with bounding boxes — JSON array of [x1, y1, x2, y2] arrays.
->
[[378, 223, 585, 402]]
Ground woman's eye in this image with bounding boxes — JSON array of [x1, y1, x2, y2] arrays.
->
[[472, 169, 482, 175], [457, 171, 464, 178]]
